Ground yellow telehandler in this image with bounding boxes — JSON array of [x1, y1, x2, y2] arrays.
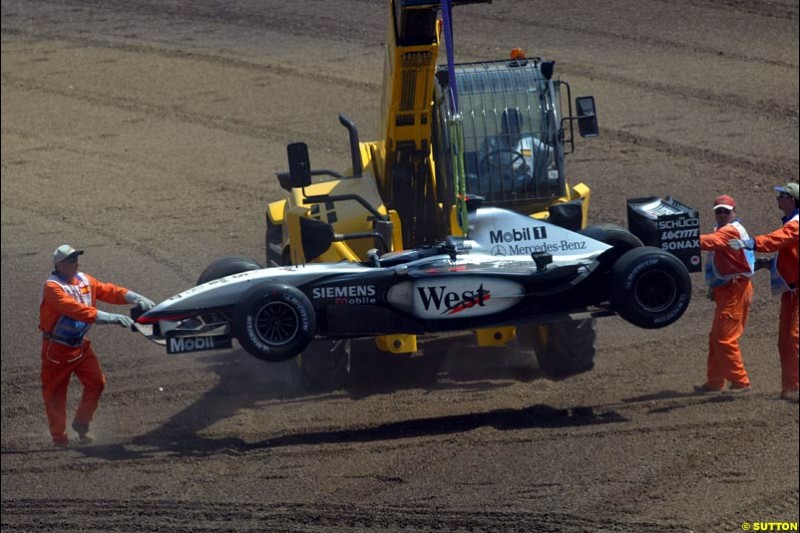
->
[[263, 0, 604, 389]]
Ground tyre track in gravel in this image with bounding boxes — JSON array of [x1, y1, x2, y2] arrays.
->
[[0, 498, 692, 532], [15, 0, 798, 67], [698, 487, 800, 533], [649, 0, 798, 20], [0, 204, 197, 281], [0, 363, 214, 405], [0, 75, 345, 153], [1, 120, 281, 210], [0, 29, 379, 96], [575, 407, 798, 524], [601, 129, 797, 182], [4, 2, 798, 119], [5, 30, 796, 126], [4, 56, 795, 184], [1, 402, 770, 476]]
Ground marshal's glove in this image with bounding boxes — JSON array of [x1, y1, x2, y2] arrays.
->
[[125, 290, 156, 311], [728, 238, 755, 251], [96, 310, 134, 328]]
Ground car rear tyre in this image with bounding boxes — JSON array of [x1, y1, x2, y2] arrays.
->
[[579, 223, 643, 265], [197, 256, 263, 285], [518, 318, 597, 380], [610, 247, 691, 329], [232, 283, 315, 362]]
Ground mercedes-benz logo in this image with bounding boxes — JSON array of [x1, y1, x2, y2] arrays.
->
[[491, 245, 507, 256]]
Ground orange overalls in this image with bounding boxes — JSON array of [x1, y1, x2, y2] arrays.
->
[[700, 221, 756, 390], [754, 211, 799, 395], [39, 272, 129, 445]]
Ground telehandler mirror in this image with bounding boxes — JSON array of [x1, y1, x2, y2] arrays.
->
[[287, 142, 312, 189], [575, 96, 599, 138]]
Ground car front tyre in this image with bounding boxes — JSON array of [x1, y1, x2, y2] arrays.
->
[[232, 283, 315, 362]]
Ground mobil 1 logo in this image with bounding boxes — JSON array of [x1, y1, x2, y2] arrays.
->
[[167, 335, 233, 354]]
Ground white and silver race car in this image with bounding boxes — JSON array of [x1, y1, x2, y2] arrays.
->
[[135, 206, 692, 362]]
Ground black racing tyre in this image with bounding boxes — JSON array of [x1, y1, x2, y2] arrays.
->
[[197, 256, 263, 286], [579, 223, 643, 265], [517, 318, 597, 380], [298, 340, 351, 392], [610, 246, 691, 329], [232, 283, 315, 362]]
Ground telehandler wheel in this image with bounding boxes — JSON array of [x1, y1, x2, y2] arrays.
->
[[517, 318, 597, 380], [297, 339, 351, 392], [232, 283, 315, 363], [610, 247, 691, 329], [197, 256, 263, 285]]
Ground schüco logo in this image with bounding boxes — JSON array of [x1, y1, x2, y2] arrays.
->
[[416, 284, 491, 316], [489, 226, 547, 244], [657, 218, 699, 230]]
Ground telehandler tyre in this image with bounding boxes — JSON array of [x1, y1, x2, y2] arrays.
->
[[517, 318, 597, 380]]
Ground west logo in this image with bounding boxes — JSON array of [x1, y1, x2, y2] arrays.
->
[[167, 335, 232, 354], [416, 284, 490, 316], [489, 226, 547, 243]]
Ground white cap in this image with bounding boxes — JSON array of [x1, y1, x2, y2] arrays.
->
[[774, 182, 799, 201], [52, 244, 84, 265]]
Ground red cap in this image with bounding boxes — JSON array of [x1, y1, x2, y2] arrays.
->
[[713, 194, 736, 211]]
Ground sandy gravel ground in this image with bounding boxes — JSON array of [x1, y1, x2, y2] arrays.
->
[[2, 1, 798, 531]]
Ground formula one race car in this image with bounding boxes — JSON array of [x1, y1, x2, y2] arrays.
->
[[134, 205, 693, 362]]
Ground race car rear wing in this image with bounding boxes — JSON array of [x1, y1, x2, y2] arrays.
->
[[627, 196, 701, 273]]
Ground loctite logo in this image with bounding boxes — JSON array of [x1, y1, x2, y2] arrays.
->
[[660, 229, 699, 240], [489, 226, 547, 243], [416, 284, 490, 316]]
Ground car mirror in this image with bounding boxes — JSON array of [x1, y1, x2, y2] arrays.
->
[[287, 142, 312, 189]]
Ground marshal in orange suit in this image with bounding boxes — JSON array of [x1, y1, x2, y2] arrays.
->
[[39, 244, 155, 447], [695, 195, 755, 395]]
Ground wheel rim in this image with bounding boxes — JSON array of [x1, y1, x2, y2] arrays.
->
[[633, 269, 677, 313], [253, 301, 300, 346]]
